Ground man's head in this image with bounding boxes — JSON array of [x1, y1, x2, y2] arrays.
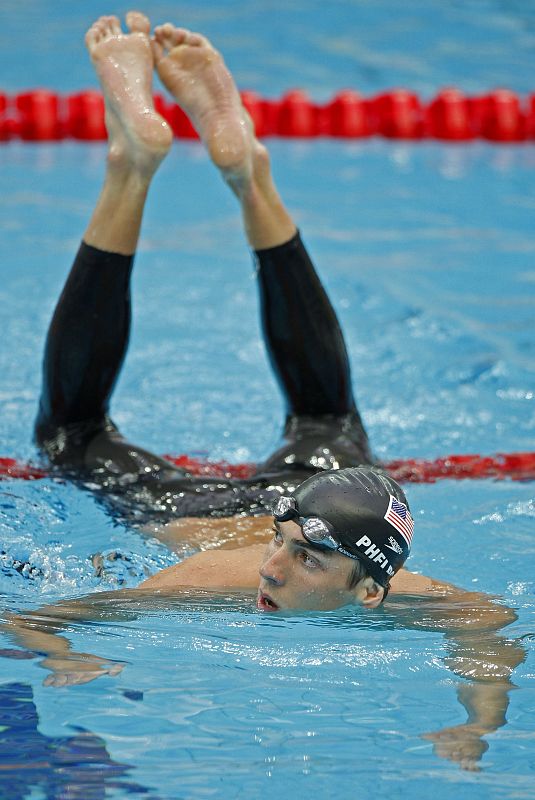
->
[[257, 467, 413, 612]]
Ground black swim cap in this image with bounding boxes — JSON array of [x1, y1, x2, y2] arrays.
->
[[274, 467, 413, 587]]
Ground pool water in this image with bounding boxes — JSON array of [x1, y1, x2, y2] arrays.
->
[[0, 2, 534, 798]]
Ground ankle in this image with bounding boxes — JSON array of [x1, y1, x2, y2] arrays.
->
[[251, 141, 271, 184], [102, 166, 153, 204], [241, 181, 297, 250], [106, 145, 162, 186], [224, 141, 270, 199]]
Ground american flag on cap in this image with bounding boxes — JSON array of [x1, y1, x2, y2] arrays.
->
[[384, 495, 414, 548]]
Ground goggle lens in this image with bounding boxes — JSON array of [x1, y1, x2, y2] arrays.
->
[[300, 518, 339, 550], [272, 496, 340, 551]]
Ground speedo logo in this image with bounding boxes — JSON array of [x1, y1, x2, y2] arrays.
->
[[385, 536, 403, 554], [355, 535, 395, 577]]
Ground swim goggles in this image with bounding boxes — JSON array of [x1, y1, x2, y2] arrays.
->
[[272, 495, 360, 561]]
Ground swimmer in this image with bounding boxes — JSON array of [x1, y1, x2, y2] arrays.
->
[[34, 10, 406, 611], [2, 13, 524, 771]]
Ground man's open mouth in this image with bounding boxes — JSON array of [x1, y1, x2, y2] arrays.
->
[[256, 591, 280, 612]]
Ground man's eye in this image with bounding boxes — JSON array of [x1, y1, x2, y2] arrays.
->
[[301, 552, 319, 568], [272, 527, 282, 543]]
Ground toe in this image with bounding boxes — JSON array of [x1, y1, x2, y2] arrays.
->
[[107, 15, 122, 35], [126, 10, 151, 35], [151, 37, 164, 64], [155, 23, 188, 50], [98, 16, 118, 37], [93, 18, 109, 39], [170, 26, 190, 46], [186, 32, 208, 47], [85, 25, 100, 49], [154, 22, 172, 38], [153, 24, 169, 49]]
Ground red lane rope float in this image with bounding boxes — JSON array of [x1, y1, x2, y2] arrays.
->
[[1, 452, 534, 484], [1, 88, 535, 142], [0, 459, 48, 480]]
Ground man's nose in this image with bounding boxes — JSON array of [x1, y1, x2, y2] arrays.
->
[[259, 548, 287, 586]]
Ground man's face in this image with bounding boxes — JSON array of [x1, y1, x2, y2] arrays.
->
[[256, 519, 361, 612]]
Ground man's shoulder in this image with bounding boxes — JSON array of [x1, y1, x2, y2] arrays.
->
[[389, 568, 438, 595], [189, 543, 264, 576], [139, 544, 264, 591]]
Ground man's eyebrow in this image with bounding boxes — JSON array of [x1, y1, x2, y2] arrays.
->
[[292, 539, 332, 558]]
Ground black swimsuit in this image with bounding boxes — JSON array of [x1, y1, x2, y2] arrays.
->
[[35, 231, 373, 525]]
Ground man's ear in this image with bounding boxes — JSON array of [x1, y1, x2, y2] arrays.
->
[[355, 576, 384, 609]]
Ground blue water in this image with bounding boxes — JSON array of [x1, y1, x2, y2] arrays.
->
[[0, 2, 534, 799], [2, 0, 535, 97]]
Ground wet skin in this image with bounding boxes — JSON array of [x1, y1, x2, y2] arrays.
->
[[256, 520, 376, 612], [137, 514, 434, 608]]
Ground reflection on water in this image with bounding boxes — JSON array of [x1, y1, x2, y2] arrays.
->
[[0, 682, 157, 799]]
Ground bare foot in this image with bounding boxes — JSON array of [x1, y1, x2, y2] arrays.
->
[[152, 24, 255, 182], [85, 12, 172, 175]]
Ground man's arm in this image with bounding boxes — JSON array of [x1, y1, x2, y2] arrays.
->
[[415, 587, 524, 771], [1, 545, 264, 686], [2, 592, 132, 687]]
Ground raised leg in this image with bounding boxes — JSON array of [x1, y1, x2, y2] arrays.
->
[[84, 12, 172, 254], [36, 13, 173, 473], [153, 27, 372, 469], [152, 25, 295, 250]]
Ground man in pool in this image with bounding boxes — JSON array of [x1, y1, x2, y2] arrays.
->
[[35, 11, 428, 612], [2, 13, 525, 771]]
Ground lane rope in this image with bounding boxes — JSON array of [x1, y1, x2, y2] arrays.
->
[[1, 451, 533, 483], [1, 88, 534, 142]]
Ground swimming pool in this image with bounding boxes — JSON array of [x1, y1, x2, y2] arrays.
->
[[1, 2, 534, 798]]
